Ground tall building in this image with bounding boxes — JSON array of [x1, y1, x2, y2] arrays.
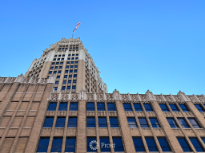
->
[[0, 38, 205, 153]]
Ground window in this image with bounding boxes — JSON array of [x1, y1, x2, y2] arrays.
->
[[87, 137, 97, 152], [59, 66, 62, 69], [134, 103, 142, 111], [72, 86, 76, 89], [107, 103, 116, 111], [75, 65, 78, 68], [98, 117, 107, 127], [178, 138, 192, 152], [123, 103, 132, 111], [67, 86, 70, 90], [109, 117, 119, 127], [53, 58, 56, 61], [58, 55, 61, 57], [67, 62, 70, 64], [68, 54, 71, 56], [70, 103, 78, 111], [72, 58, 74, 60], [50, 67, 53, 69], [143, 104, 153, 112], [62, 86, 65, 90], [54, 71, 57, 74], [65, 138, 76, 152], [127, 117, 137, 128], [169, 104, 179, 112], [60, 62, 63, 65], [56, 117, 65, 127], [68, 80, 71, 84], [159, 104, 169, 112], [167, 118, 178, 128], [189, 138, 204, 152], [139, 117, 149, 128], [156, 138, 171, 152], [133, 137, 145, 151], [58, 71, 61, 73], [75, 61, 78, 63], [48, 102, 57, 111], [68, 117, 77, 127], [61, 58, 64, 61], [55, 81, 59, 84], [57, 76, 60, 79], [100, 137, 110, 152], [71, 61, 74, 64], [62, 55, 65, 57], [179, 104, 189, 112], [69, 75, 72, 78], [188, 118, 201, 128], [56, 62, 59, 65], [51, 137, 62, 152], [52, 62, 55, 65], [66, 66, 69, 68], [72, 54, 75, 56], [87, 117, 95, 127], [70, 65, 73, 68], [75, 57, 78, 60], [87, 102, 95, 111], [49, 71, 52, 74], [63, 80, 66, 84], [113, 137, 124, 152], [73, 80, 76, 83], [178, 118, 190, 128], [54, 87, 57, 91], [195, 104, 204, 112], [70, 70, 73, 73], [76, 54, 78, 56], [59, 103, 67, 111], [68, 58, 70, 60], [65, 70, 68, 73], [74, 69, 77, 73], [74, 74, 77, 77], [64, 75, 67, 78], [43, 117, 54, 127], [150, 118, 160, 128], [57, 58, 60, 61], [55, 66, 58, 69], [97, 103, 105, 111], [145, 137, 158, 151], [37, 137, 49, 152]]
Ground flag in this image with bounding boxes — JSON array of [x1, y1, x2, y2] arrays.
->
[[73, 22, 81, 33]]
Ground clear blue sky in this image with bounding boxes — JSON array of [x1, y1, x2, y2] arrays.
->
[[0, 0, 204, 95]]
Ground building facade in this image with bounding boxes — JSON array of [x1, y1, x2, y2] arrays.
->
[[0, 38, 205, 153]]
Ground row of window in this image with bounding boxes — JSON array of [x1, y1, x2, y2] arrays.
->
[[67, 57, 78, 60], [53, 58, 65, 61], [167, 117, 201, 128], [54, 54, 79, 58], [160, 103, 189, 112]]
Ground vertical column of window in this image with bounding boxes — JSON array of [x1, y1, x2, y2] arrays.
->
[[177, 138, 192, 152], [177, 118, 190, 128], [47, 102, 57, 111], [87, 117, 96, 127], [37, 137, 50, 152], [100, 137, 111, 152], [169, 104, 179, 112], [65, 137, 76, 152], [159, 104, 169, 112], [145, 137, 158, 152], [87, 137, 97, 152], [167, 118, 178, 128], [68, 117, 77, 128], [87, 102, 95, 111], [59, 102, 67, 111], [107, 103, 116, 111], [51, 137, 63, 152], [179, 104, 189, 112], [188, 118, 201, 128], [195, 104, 205, 112], [143, 103, 153, 112], [149, 118, 160, 128], [98, 117, 107, 127], [123, 103, 132, 111], [69, 102, 78, 111], [133, 103, 143, 111], [158, 137, 171, 152], [56, 117, 66, 128], [109, 117, 119, 128], [97, 102, 105, 111], [139, 117, 149, 128], [127, 117, 137, 128], [112, 137, 124, 152], [189, 138, 205, 152], [133, 137, 145, 151], [43, 117, 54, 128]]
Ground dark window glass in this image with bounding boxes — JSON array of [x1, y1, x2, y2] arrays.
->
[[50, 67, 53, 69], [59, 66, 62, 69], [56, 62, 59, 65], [150, 118, 160, 128], [113, 137, 124, 152], [56, 117, 65, 127], [53, 71, 57, 74], [190, 138, 204, 152], [63, 80, 66, 84], [159, 104, 169, 112], [72, 86, 76, 89], [178, 138, 192, 152], [48, 102, 57, 111], [68, 80, 71, 84], [37, 137, 50, 152], [87, 117, 95, 127], [100, 137, 110, 152], [87, 137, 97, 152], [68, 117, 77, 128], [74, 74, 77, 77], [158, 137, 171, 152], [43, 117, 54, 127], [179, 104, 189, 112], [59, 103, 67, 111], [52, 62, 55, 65], [97, 103, 105, 111], [201, 137, 205, 144], [58, 71, 61, 73], [55, 81, 59, 84], [71, 61, 74, 64], [64, 75, 67, 78], [123, 103, 132, 111], [127, 118, 137, 128], [75, 61, 78, 63], [74, 70, 77, 73], [188, 118, 201, 128], [75, 65, 78, 68], [55, 66, 58, 69], [87, 102, 95, 111], [195, 104, 204, 112], [178, 118, 189, 128], [70, 103, 78, 111], [68, 58, 70, 60], [66, 66, 69, 68], [69, 75, 72, 78], [169, 104, 179, 112], [73, 80, 76, 83], [67, 86, 70, 90], [98, 117, 107, 127], [70, 65, 73, 68], [57, 76, 60, 79], [144, 104, 153, 112], [72, 58, 74, 60], [61, 58, 64, 61], [51, 137, 62, 152], [109, 117, 119, 127], [139, 118, 149, 128], [146, 137, 158, 151], [60, 62, 63, 65], [53, 58, 56, 61], [133, 137, 145, 151], [54, 87, 57, 91], [70, 70, 73, 73], [65, 70, 68, 73], [134, 103, 142, 111], [65, 138, 76, 152], [67, 62, 70, 64], [107, 103, 116, 111], [62, 86, 65, 90], [167, 118, 178, 128]]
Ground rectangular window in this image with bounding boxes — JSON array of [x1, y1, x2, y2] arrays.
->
[[67, 86, 70, 90], [178, 138, 192, 152], [55, 81, 59, 84], [51, 137, 62, 152], [150, 118, 160, 128], [133, 137, 145, 151], [64, 75, 67, 78], [158, 137, 171, 151], [52, 62, 55, 65], [58, 71, 61, 73], [75, 65, 78, 68], [53, 71, 57, 74], [169, 104, 179, 112], [87, 117, 95, 127], [37, 137, 50, 152], [68, 80, 71, 84], [69, 103, 77, 111], [178, 118, 190, 128], [188, 118, 201, 128], [68, 117, 77, 128], [145, 137, 158, 151], [72, 86, 76, 89], [100, 137, 110, 152], [109, 117, 119, 127], [87, 137, 97, 152], [139, 117, 149, 128], [70, 70, 73, 73], [65, 70, 68, 73], [65, 138, 76, 152], [50, 67, 53, 69], [107, 103, 116, 111], [73, 80, 76, 83], [63, 80, 66, 84], [113, 137, 124, 152], [179, 104, 189, 112], [71, 61, 74, 64], [59, 102, 67, 111], [195, 104, 204, 112], [74, 74, 77, 77], [98, 117, 107, 127], [48, 102, 57, 111], [167, 118, 178, 128], [56, 117, 65, 127], [123, 103, 132, 111], [60, 62, 63, 65], [57, 58, 60, 61], [87, 102, 95, 111], [57, 76, 60, 79], [43, 117, 54, 127], [68, 58, 70, 60], [56, 62, 59, 65], [54, 87, 57, 91], [75, 61, 78, 63], [69, 75, 72, 78], [70, 65, 73, 68], [159, 104, 169, 112], [55, 66, 58, 69], [74, 70, 77, 73], [66, 66, 69, 68], [62, 86, 65, 90], [59, 66, 62, 69], [97, 103, 105, 111], [61, 58, 64, 60], [134, 103, 142, 111], [143, 104, 153, 112], [127, 117, 137, 128], [189, 137, 204, 152]]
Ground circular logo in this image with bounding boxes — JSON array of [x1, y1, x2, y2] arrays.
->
[[89, 140, 99, 150]]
